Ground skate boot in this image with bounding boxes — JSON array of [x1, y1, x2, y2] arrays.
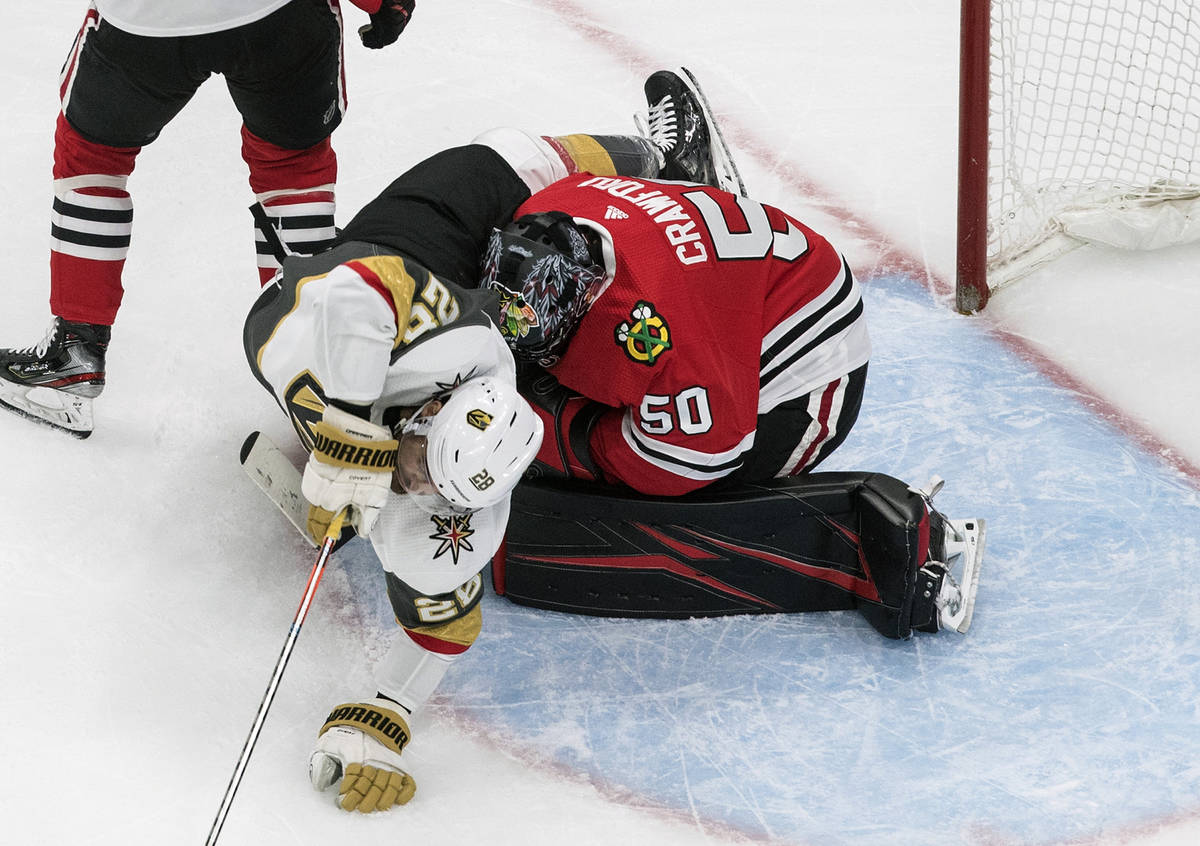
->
[[909, 478, 986, 634], [638, 67, 746, 194], [0, 316, 110, 438]]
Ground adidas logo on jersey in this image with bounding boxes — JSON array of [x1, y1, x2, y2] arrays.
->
[[604, 205, 630, 220]]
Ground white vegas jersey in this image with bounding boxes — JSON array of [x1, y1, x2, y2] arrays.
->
[[245, 241, 518, 595], [371, 493, 512, 596]]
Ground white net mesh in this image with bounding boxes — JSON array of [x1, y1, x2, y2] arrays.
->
[[989, 0, 1200, 285]]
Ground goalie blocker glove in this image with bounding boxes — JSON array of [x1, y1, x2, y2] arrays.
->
[[311, 698, 417, 812], [302, 405, 398, 536]]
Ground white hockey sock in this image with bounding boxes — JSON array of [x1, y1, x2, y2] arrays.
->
[[374, 628, 459, 716]]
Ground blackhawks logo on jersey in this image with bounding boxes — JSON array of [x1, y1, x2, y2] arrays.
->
[[615, 301, 671, 365]]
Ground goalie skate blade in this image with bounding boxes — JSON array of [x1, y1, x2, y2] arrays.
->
[[679, 66, 747, 196], [942, 518, 985, 634], [240, 430, 317, 547], [0, 383, 93, 438]]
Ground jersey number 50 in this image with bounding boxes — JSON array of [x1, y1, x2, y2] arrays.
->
[[640, 386, 713, 435]]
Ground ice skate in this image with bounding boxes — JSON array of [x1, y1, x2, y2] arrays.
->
[[638, 67, 746, 195], [909, 478, 985, 634], [0, 317, 110, 438]]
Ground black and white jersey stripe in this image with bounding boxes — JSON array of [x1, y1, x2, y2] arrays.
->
[[780, 371, 854, 474], [758, 255, 870, 414], [619, 413, 755, 482]]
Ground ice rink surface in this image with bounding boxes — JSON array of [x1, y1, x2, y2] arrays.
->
[[1, 2, 1199, 844]]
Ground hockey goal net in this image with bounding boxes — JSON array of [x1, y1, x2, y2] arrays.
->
[[956, 0, 1200, 312]]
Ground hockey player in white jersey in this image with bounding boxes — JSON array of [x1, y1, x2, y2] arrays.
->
[[244, 242, 542, 811]]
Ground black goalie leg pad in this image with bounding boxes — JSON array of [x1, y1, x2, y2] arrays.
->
[[496, 472, 934, 638]]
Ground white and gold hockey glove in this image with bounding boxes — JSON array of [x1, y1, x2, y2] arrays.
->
[[302, 406, 397, 536], [310, 698, 417, 812]]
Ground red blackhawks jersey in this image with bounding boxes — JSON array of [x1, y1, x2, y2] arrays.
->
[[516, 175, 871, 496]]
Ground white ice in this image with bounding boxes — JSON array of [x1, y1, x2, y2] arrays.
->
[[2, 2, 1199, 845]]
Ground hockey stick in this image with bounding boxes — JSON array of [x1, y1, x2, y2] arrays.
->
[[204, 495, 347, 843], [239, 431, 317, 546]]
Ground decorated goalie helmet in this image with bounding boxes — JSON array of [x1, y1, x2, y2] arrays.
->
[[395, 376, 543, 516], [480, 210, 608, 367]]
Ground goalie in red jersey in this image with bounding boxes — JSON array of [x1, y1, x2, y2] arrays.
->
[[486, 165, 870, 496], [465, 72, 976, 646], [457, 71, 977, 642], [337, 68, 870, 497]]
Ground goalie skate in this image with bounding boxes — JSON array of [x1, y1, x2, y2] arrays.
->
[[639, 67, 747, 196], [908, 477, 985, 634], [916, 516, 985, 634]]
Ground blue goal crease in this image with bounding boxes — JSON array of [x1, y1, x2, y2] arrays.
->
[[336, 272, 1200, 845]]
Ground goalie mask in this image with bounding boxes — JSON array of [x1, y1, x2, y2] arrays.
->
[[480, 210, 607, 367], [394, 377, 543, 516]]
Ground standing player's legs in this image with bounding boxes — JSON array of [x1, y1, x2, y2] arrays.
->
[[241, 130, 338, 284], [49, 114, 138, 328], [222, 0, 345, 284], [0, 10, 206, 435], [52, 12, 208, 326]]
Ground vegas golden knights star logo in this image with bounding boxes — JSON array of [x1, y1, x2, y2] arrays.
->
[[615, 301, 671, 365], [429, 513, 475, 563], [466, 408, 493, 430]]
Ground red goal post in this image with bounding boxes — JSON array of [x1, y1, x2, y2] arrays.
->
[[956, 0, 1200, 312]]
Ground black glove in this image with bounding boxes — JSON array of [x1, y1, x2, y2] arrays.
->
[[359, 0, 415, 49], [516, 366, 606, 482], [516, 364, 564, 415]]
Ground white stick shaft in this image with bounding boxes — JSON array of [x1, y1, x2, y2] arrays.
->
[[205, 511, 346, 845]]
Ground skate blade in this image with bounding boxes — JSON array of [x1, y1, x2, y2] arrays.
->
[[941, 518, 985, 633], [0, 382, 94, 438], [679, 66, 747, 196]]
